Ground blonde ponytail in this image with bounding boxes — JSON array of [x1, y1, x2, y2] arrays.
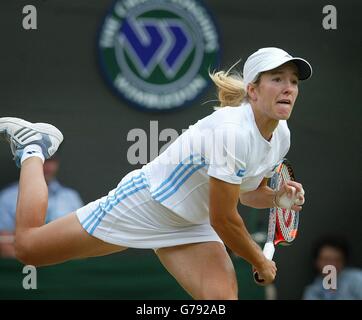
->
[[209, 61, 246, 107]]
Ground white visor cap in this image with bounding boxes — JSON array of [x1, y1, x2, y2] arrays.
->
[[243, 47, 312, 88]]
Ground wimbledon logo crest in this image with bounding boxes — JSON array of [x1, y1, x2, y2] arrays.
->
[[98, 0, 220, 111]]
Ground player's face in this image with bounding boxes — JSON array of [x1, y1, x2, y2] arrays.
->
[[251, 62, 299, 121]]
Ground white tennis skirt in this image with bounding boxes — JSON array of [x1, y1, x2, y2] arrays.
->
[[76, 169, 222, 250]]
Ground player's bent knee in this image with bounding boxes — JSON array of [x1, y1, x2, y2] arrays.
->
[[14, 233, 40, 266], [14, 239, 33, 265]]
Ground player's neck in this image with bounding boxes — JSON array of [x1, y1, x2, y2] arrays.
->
[[250, 105, 278, 141]]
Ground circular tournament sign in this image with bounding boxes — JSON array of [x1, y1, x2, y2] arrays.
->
[[98, 0, 220, 112]]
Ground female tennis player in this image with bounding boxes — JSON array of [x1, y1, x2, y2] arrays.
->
[[0, 47, 311, 299]]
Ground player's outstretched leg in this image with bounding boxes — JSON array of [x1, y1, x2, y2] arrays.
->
[[0, 117, 126, 266]]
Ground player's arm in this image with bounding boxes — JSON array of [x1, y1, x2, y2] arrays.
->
[[209, 177, 276, 282], [239, 178, 275, 209], [239, 178, 305, 211]]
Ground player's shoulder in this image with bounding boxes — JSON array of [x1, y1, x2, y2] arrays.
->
[[213, 102, 249, 120], [209, 103, 251, 130]]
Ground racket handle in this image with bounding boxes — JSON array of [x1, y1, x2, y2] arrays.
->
[[263, 242, 275, 260], [253, 243, 275, 284]]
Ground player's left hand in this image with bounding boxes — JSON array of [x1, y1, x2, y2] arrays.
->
[[276, 180, 305, 211]]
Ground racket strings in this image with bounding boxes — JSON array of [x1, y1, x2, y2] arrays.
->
[[276, 164, 299, 243]]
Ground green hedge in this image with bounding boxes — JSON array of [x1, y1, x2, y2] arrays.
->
[[0, 250, 265, 300]]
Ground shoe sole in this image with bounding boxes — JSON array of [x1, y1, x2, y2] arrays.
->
[[0, 117, 63, 144]]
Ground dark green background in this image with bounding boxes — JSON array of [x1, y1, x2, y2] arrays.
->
[[0, 250, 264, 300], [0, 0, 361, 299]]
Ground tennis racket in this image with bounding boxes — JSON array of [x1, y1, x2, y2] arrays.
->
[[253, 159, 300, 284]]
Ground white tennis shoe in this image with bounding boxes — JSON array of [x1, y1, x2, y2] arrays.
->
[[0, 117, 63, 167]]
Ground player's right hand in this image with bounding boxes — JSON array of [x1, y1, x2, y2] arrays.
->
[[253, 259, 277, 285]]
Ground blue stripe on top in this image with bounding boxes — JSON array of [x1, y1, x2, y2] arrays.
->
[[151, 154, 201, 198], [156, 162, 206, 202], [151, 154, 206, 203], [151, 154, 194, 197]]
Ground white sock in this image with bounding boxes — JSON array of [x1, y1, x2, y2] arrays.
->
[[21, 144, 45, 165]]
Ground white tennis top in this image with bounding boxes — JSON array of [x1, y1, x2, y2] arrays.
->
[[142, 101, 290, 224]]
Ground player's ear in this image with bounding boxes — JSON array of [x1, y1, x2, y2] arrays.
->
[[247, 83, 257, 101]]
